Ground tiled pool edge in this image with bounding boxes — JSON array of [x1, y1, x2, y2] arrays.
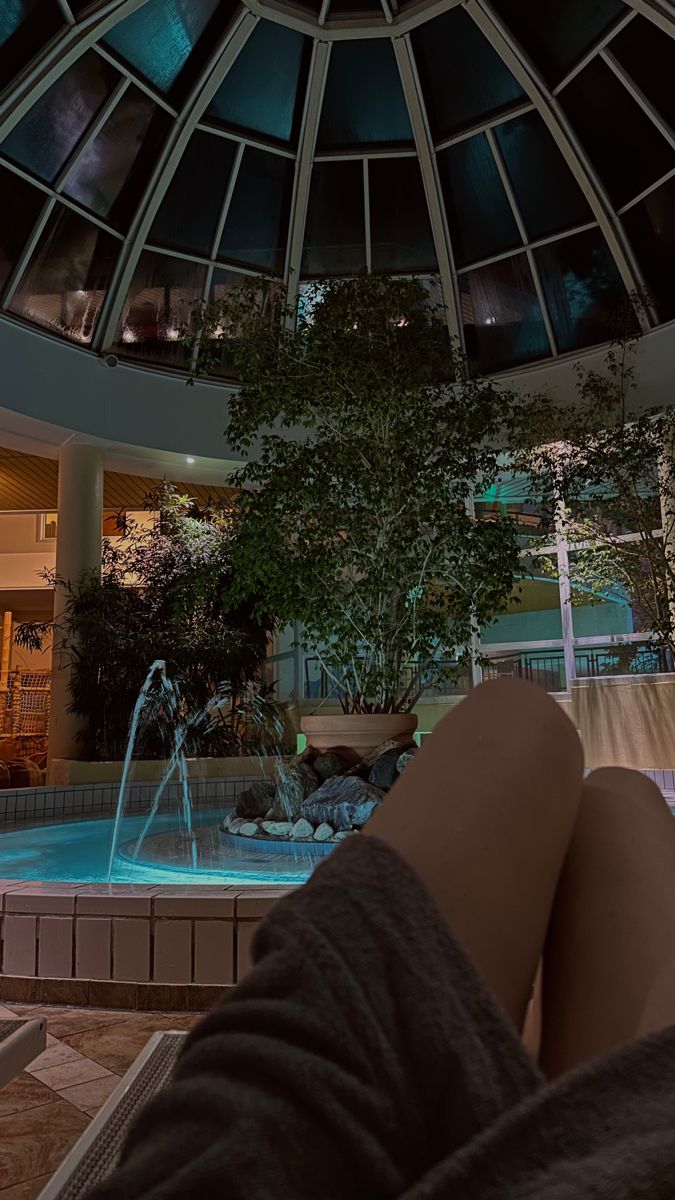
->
[[0, 776, 256, 830], [0, 768, 671, 1013], [0, 881, 296, 1011]]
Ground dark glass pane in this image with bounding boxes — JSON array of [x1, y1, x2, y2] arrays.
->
[[369, 158, 436, 272], [1, 51, 118, 183], [0, 166, 46, 293], [0, 0, 64, 93], [491, 0, 624, 86], [207, 22, 309, 146], [611, 17, 675, 137], [218, 148, 293, 275], [103, 0, 236, 103], [64, 88, 171, 232], [115, 249, 206, 366], [535, 228, 629, 353], [302, 160, 365, 276], [438, 134, 521, 269], [317, 40, 412, 150], [560, 58, 675, 209], [459, 254, 550, 373], [495, 111, 592, 240], [328, 0, 383, 12], [150, 131, 237, 256], [623, 175, 675, 321], [9, 204, 119, 343], [412, 8, 525, 142]]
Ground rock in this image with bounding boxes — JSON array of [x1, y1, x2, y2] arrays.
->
[[313, 752, 348, 782], [269, 761, 319, 821], [221, 811, 234, 830], [235, 779, 275, 819], [332, 830, 358, 841], [361, 737, 415, 769], [313, 822, 334, 842], [261, 821, 293, 837], [301, 775, 384, 832], [344, 762, 371, 782], [239, 822, 259, 837], [290, 818, 314, 840], [228, 816, 247, 834], [396, 749, 417, 774], [368, 745, 409, 792]]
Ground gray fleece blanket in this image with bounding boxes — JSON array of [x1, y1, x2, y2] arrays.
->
[[89, 836, 675, 1199]]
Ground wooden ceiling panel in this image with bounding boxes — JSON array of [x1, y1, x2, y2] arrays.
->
[[0, 448, 235, 511]]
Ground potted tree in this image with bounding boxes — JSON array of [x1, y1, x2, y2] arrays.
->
[[184, 274, 531, 757]]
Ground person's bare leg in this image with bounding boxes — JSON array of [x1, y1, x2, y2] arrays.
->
[[541, 767, 675, 1079], [365, 679, 584, 1030]]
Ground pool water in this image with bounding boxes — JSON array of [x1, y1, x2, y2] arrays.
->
[[0, 810, 320, 886]]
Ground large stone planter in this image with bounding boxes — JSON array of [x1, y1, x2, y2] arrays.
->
[[300, 712, 418, 761]]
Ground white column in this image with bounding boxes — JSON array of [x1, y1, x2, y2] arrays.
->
[[659, 426, 675, 640], [554, 491, 577, 691], [48, 443, 103, 765], [465, 492, 484, 690]]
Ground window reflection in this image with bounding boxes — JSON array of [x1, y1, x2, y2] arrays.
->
[[0, 51, 118, 183], [460, 254, 550, 373], [9, 205, 118, 343], [64, 89, 171, 232], [115, 249, 206, 366]]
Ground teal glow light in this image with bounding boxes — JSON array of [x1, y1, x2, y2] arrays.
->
[[0, 1, 26, 45], [104, 0, 218, 95], [208, 22, 306, 144]]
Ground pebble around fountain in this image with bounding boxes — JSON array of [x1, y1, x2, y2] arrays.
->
[[221, 739, 417, 848]]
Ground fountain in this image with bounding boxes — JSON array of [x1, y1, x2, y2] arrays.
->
[[106, 662, 419, 884]]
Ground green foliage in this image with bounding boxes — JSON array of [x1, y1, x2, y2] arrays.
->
[[15, 484, 276, 760], [184, 274, 537, 712], [522, 317, 675, 655]]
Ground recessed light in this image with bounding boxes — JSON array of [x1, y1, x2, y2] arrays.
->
[[186, 456, 195, 465]]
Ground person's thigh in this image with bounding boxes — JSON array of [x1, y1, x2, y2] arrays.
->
[[366, 679, 584, 1029], [541, 767, 675, 1077]]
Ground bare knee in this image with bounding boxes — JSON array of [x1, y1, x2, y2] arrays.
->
[[585, 767, 672, 819], [442, 679, 583, 777]]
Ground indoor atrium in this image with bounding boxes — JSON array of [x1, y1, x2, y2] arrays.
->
[[1, 1, 675, 1196]]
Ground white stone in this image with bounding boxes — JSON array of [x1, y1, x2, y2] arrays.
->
[[313, 823, 334, 842], [332, 830, 358, 842], [290, 818, 314, 840], [261, 821, 293, 837], [228, 817, 246, 834], [239, 822, 259, 837]]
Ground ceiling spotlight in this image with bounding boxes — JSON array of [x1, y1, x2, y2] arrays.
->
[[186, 456, 195, 465]]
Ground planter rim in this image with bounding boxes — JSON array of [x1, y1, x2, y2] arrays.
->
[[301, 713, 418, 723]]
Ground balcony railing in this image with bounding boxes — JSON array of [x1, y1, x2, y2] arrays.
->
[[483, 643, 674, 693], [303, 658, 470, 702]]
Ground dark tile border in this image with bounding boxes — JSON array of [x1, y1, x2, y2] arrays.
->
[[0, 974, 230, 1012]]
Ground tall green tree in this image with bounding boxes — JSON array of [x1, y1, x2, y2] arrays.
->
[[185, 275, 537, 712]]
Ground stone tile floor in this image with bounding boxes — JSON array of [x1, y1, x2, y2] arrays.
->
[[0, 1004, 202, 1199]]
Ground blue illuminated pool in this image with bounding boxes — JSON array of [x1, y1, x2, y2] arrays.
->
[[0, 810, 322, 886]]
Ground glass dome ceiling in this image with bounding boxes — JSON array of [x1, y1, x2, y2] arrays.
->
[[1, 0, 674, 379]]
